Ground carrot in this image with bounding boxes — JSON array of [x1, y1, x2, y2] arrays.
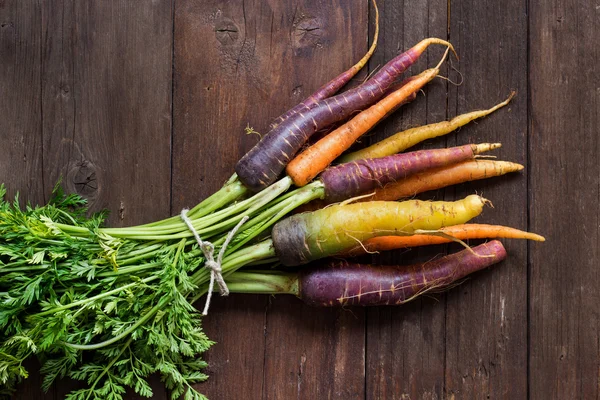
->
[[226, 241, 507, 306], [286, 48, 451, 187], [271, 194, 488, 266], [212, 145, 499, 253], [339, 92, 516, 162], [368, 159, 524, 201], [320, 143, 500, 203], [305, 78, 419, 146], [344, 223, 545, 256], [236, 38, 455, 192], [271, 0, 381, 128], [297, 241, 506, 306]]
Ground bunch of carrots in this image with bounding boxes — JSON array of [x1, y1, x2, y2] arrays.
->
[[0, 3, 543, 399]]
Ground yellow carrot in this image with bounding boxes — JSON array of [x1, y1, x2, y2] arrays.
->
[[368, 159, 523, 201], [272, 194, 488, 266], [339, 92, 516, 162]]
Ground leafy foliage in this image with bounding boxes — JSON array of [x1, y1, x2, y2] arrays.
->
[[0, 184, 215, 399]]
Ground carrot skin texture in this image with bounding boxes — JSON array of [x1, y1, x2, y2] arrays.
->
[[272, 194, 487, 266], [340, 92, 516, 162], [321, 143, 496, 203], [369, 159, 524, 201], [236, 38, 453, 192], [286, 68, 441, 187], [293, 160, 522, 213], [298, 240, 506, 307], [344, 223, 545, 256]]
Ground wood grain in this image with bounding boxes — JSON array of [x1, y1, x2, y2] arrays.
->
[[0, 0, 44, 206], [529, 0, 600, 398], [445, 0, 528, 398], [173, 1, 272, 398], [0, 2, 50, 399], [259, 2, 368, 399], [41, 0, 173, 228], [365, 1, 449, 399]]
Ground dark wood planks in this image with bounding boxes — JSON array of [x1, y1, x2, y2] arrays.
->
[[0, 0, 44, 206], [4, 0, 600, 398], [529, 1, 600, 398], [173, 1, 367, 398], [445, 0, 528, 398], [365, 1, 449, 399], [4, 0, 173, 398], [41, 0, 173, 228], [0, 2, 51, 399]]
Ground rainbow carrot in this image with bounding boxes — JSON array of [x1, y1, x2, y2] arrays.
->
[[286, 49, 451, 187], [236, 38, 456, 191]]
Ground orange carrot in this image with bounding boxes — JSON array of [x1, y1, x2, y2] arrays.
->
[[343, 224, 545, 256], [285, 48, 451, 187], [368, 159, 524, 201]]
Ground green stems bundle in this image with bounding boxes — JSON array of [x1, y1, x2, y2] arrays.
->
[[0, 177, 321, 399]]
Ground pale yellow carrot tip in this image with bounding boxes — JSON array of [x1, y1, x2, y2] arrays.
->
[[502, 91, 517, 106], [473, 143, 502, 154], [479, 91, 517, 114], [529, 233, 546, 242], [434, 47, 452, 70], [422, 38, 459, 61], [354, 0, 379, 71]]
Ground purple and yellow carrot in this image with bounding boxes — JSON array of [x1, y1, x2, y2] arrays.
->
[[271, 194, 488, 266]]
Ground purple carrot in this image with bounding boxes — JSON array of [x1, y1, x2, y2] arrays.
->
[[298, 240, 506, 307], [236, 38, 455, 192], [321, 143, 499, 203], [271, 0, 381, 129]]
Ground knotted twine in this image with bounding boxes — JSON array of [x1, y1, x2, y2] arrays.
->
[[180, 209, 249, 315]]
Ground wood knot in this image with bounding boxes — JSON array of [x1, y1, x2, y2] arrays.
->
[[59, 84, 71, 99], [67, 160, 99, 201], [215, 18, 239, 46], [292, 14, 323, 50], [292, 85, 303, 97]]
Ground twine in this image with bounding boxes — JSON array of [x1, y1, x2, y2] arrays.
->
[[180, 209, 249, 315]]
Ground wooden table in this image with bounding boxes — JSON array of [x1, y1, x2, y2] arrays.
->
[[1, 0, 597, 398]]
